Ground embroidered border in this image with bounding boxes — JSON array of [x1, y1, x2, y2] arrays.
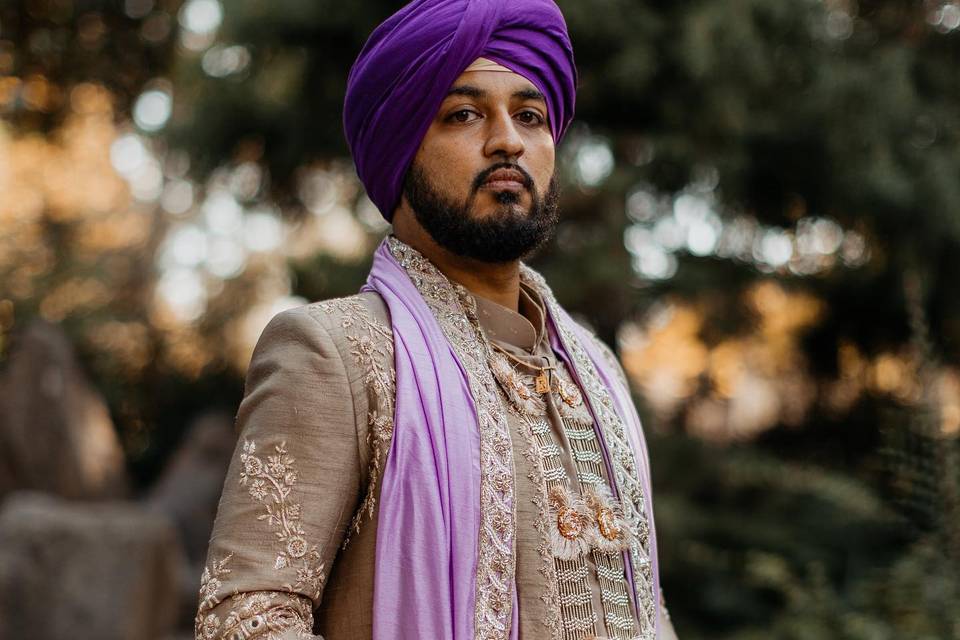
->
[[201, 596, 315, 640], [521, 267, 657, 640], [387, 236, 517, 640], [478, 271, 642, 639], [195, 553, 316, 640]]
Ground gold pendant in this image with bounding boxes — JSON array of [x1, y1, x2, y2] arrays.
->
[[535, 372, 550, 394]]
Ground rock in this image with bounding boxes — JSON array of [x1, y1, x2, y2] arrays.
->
[[0, 319, 128, 500], [0, 491, 184, 640], [147, 410, 237, 565], [146, 410, 237, 630]]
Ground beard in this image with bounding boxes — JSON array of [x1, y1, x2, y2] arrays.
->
[[401, 161, 560, 264]]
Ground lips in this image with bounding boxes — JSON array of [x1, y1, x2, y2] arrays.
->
[[482, 168, 527, 189]]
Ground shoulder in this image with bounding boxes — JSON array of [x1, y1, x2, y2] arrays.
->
[[303, 291, 392, 338], [254, 292, 391, 352], [245, 292, 393, 393]]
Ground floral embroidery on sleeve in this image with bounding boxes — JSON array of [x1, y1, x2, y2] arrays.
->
[[239, 439, 326, 600], [195, 552, 317, 639], [196, 553, 234, 638], [198, 552, 234, 611]]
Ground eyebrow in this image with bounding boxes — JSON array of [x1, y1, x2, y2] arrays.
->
[[446, 84, 546, 103]]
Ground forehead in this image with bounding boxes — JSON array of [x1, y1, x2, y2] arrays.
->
[[445, 68, 543, 99]]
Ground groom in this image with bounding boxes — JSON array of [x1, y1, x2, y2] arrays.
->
[[195, 1, 677, 639]]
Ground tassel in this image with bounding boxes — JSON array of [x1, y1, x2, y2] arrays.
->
[[547, 485, 592, 560], [488, 351, 545, 415], [584, 483, 635, 553]]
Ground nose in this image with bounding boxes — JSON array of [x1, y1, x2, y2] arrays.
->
[[482, 111, 525, 161]]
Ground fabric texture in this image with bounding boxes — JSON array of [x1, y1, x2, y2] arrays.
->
[[552, 305, 662, 623], [360, 248, 484, 640], [361, 236, 659, 640], [193, 266, 677, 639], [343, 0, 578, 221]]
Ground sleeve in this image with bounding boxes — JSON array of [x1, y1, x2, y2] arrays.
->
[[195, 306, 361, 640]]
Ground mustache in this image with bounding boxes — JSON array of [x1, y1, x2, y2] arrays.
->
[[471, 162, 535, 193]]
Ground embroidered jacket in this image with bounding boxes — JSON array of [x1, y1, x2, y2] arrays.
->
[[195, 280, 677, 640]]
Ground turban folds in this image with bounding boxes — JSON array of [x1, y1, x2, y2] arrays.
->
[[343, 0, 578, 221]]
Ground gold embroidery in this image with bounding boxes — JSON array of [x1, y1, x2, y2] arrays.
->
[[379, 237, 653, 638], [311, 297, 395, 549], [195, 553, 234, 639], [548, 485, 592, 560], [198, 553, 234, 613], [486, 277, 644, 639], [194, 552, 315, 640], [488, 350, 584, 418], [584, 484, 634, 553], [517, 415, 563, 640], [239, 439, 326, 600], [523, 267, 657, 639], [505, 401, 599, 640], [559, 411, 638, 640], [221, 591, 314, 640], [496, 352, 637, 639], [196, 300, 400, 640]]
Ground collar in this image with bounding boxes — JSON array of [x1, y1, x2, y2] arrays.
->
[[473, 281, 546, 352]]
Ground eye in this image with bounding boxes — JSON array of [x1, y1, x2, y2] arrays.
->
[[516, 110, 545, 126], [447, 109, 480, 123]]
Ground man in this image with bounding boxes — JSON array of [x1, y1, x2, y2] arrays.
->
[[195, 1, 678, 639]]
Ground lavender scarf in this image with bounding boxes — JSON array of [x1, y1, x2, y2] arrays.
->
[[362, 237, 659, 639]]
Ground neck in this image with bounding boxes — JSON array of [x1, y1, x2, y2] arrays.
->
[[391, 208, 521, 312]]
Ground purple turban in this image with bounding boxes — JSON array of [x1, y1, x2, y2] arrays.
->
[[343, 0, 578, 221]]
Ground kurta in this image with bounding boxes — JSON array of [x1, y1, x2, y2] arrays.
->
[[195, 267, 676, 640]]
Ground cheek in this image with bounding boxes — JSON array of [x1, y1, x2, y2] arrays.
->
[[417, 130, 473, 175], [529, 138, 556, 185], [411, 132, 478, 198]]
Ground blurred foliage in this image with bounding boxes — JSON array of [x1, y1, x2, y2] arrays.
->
[[652, 434, 960, 638], [2, 0, 960, 636]]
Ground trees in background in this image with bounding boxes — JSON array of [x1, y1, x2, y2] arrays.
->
[[1, 0, 958, 636]]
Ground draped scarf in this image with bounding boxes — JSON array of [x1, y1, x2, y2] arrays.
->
[[361, 236, 659, 639]]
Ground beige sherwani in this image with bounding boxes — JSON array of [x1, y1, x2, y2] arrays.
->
[[195, 271, 677, 640]]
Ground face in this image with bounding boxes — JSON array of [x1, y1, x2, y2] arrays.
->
[[400, 67, 560, 263]]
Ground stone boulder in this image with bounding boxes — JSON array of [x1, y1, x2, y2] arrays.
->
[[147, 410, 237, 565], [0, 319, 128, 500], [146, 410, 238, 630], [0, 491, 183, 640]]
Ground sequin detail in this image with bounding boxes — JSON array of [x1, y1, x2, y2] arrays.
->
[[523, 267, 657, 639]]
